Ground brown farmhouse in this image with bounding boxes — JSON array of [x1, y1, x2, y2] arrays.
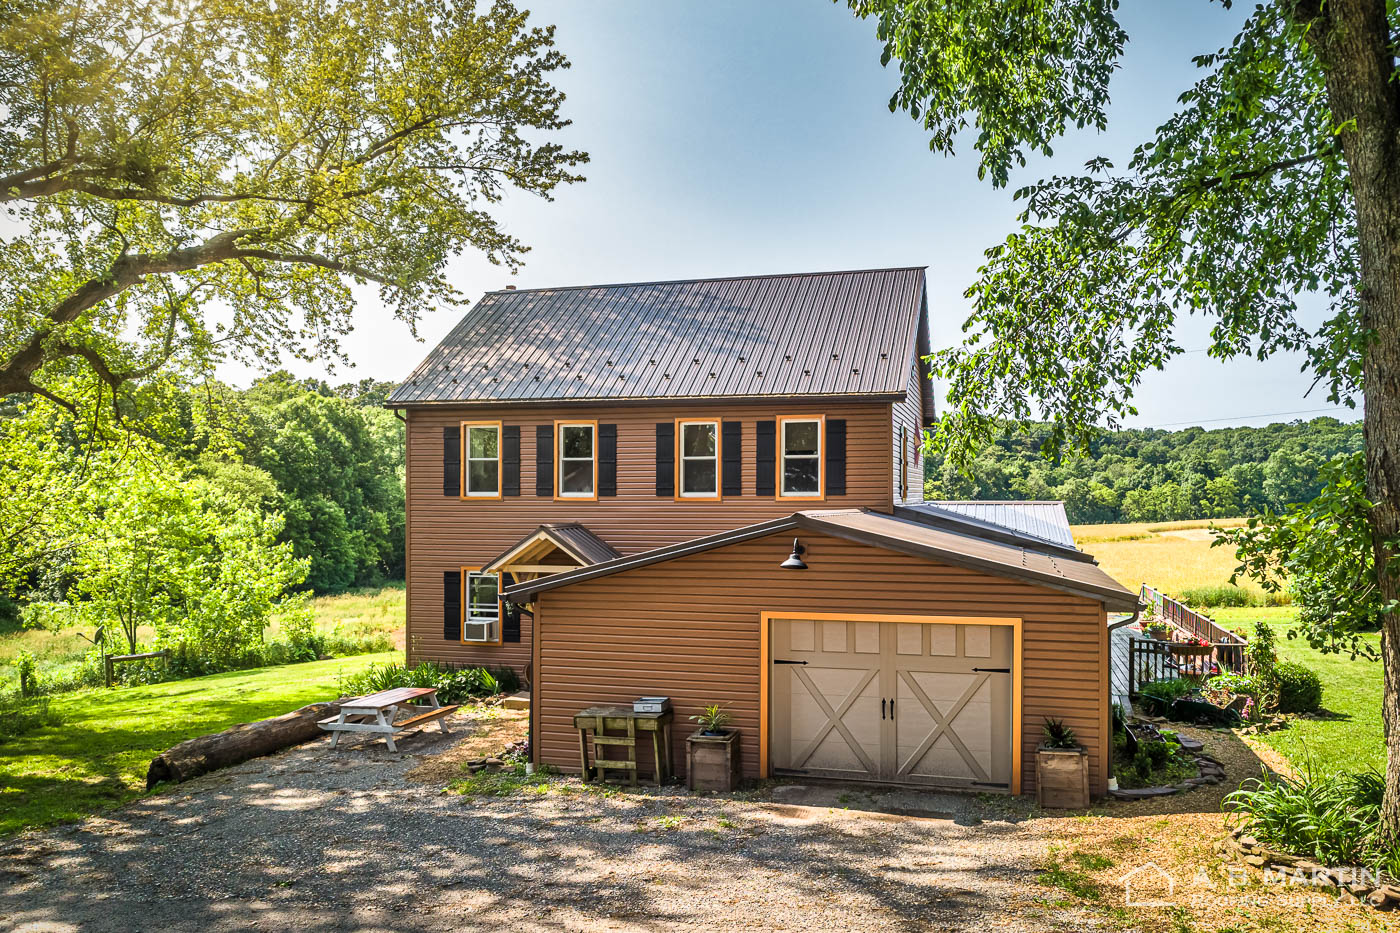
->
[[387, 268, 1139, 798]]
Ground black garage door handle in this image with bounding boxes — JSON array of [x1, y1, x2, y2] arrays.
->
[[972, 667, 1010, 673], [773, 659, 808, 665]]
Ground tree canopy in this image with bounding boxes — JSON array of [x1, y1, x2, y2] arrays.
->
[[846, 0, 1400, 834], [926, 417, 1362, 524], [0, 0, 585, 419]]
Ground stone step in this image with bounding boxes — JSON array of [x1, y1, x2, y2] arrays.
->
[[502, 691, 530, 711]]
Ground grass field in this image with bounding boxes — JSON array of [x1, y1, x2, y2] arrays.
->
[[0, 583, 405, 691], [1072, 517, 1257, 598], [0, 651, 400, 836], [1213, 606, 1383, 776]]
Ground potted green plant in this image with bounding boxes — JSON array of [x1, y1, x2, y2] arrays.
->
[[1142, 620, 1173, 641], [1036, 718, 1090, 808], [686, 704, 740, 791]]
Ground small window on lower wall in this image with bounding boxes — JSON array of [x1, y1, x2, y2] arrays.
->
[[462, 570, 501, 644]]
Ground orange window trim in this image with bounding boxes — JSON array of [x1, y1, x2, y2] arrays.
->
[[459, 420, 503, 501], [553, 419, 599, 502], [775, 414, 826, 502], [758, 610, 1023, 795], [674, 417, 723, 501], [460, 565, 505, 646]]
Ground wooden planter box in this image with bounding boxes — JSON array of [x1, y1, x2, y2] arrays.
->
[[686, 730, 740, 792], [1036, 745, 1090, 809]]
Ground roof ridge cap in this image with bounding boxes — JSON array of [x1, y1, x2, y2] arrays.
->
[[481, 266, 928, 296]]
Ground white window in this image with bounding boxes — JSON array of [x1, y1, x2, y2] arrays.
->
[[779, 417, 823, 498], [462, 571, 500, 643], [678, 420, 719, 498], [463, 423, 500, 497], [557, 422, 596, 498]]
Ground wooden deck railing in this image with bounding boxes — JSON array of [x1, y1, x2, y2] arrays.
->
[[1130, 585, 1248, 689], [1139, 584, 1246, 646]]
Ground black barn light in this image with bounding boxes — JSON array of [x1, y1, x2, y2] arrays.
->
[[780, 538, 807, 570]]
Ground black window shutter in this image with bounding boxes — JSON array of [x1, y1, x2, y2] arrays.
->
[[502, 593, 521, 643], [502, 426, 521, 496], [755, 420, 776, 496], [443, 426, 461, 497], [535, 425, 554, 497], [722, 421, 743, 496], [826, 418, 847, 496], [443, 570, 461, 641], [598, 424, 618, 496], [655, 422, 675, 496]]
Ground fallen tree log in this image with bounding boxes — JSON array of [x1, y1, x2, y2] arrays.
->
[[145, 700, 343, 789]]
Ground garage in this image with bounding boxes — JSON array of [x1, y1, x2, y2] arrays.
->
[[508, 507, 1139, 798], [766, 614, 1017, 791]]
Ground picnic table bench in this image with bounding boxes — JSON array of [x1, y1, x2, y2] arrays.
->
[[318, 686, 457, 752]]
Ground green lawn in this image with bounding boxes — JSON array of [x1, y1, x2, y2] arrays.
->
[[1, 583, 404, 690], [1213, 606, 1383, 775], [0, 651, 398, 836]]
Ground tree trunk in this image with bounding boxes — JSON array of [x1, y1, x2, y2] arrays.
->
[[1298, 0, 1400, 840], [144, 701, 343, 789]]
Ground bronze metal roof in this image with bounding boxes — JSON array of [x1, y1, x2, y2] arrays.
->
[[387, 268, 932, 408], [483, 523, 620, 573], [505, 509, 1140, 611]]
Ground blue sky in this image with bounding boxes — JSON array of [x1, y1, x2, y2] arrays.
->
[[255, 0, 1356, 431]]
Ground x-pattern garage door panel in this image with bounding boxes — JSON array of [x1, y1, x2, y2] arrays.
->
[[892, 624, 1012, 787], [771, 618, 1013, 789], [771, 619, 884, 780]]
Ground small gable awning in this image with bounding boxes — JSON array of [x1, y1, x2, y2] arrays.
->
[[483, 524, 620, 580]]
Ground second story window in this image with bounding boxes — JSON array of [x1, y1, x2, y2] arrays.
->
[[557, 421, 597, 498], [779, 416, 823, 498], [678, 420, 720, 498], [463, 422, 501, 497]]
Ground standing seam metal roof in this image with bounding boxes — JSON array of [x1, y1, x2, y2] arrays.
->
[[502, 508, 1139, 611], [387, 268, 931, 406], [911, 501, 1078, 550]]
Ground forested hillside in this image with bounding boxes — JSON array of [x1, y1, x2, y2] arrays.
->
[[923, 417, 1362, 525]]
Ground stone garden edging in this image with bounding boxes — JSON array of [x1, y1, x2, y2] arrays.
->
[[1221, 825, 1400, 910]]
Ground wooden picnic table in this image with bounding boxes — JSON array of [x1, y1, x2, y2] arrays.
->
[[318, 686, 457, 752], [573, 705, 674, 787]]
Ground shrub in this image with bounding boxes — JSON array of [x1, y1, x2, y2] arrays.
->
[[1246, 620, 1278, 683], [13, 650, 38, 697], [1274, 661, 1324, 713], [1041, 717, 1078, 749], [0, 695, 62, 742], [1177, 584, 1259, 608], [1137, 677, 1195, 703], [1226, 769, 1398, 878], [338, 660, 512, 704]]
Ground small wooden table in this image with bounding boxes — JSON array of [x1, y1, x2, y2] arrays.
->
[[573, 706, 674, 787], [319, 687, 457, 752]]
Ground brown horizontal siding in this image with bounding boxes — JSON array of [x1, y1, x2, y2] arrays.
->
[[532, 530, 1110, 796], [405, 400, 895, 673]]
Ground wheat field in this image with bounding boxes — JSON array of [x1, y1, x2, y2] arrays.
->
[[1070, 517, 1260, 598]]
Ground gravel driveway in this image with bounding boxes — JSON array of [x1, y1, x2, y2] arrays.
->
[[1, 710, 1098, 933]]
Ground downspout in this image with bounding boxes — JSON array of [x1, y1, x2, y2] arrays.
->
[[1107, 604, 1142, 632], [393, 409, 410, 665]]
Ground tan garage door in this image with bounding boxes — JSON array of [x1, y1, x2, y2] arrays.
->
[[769, 617, 1014, 790]]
